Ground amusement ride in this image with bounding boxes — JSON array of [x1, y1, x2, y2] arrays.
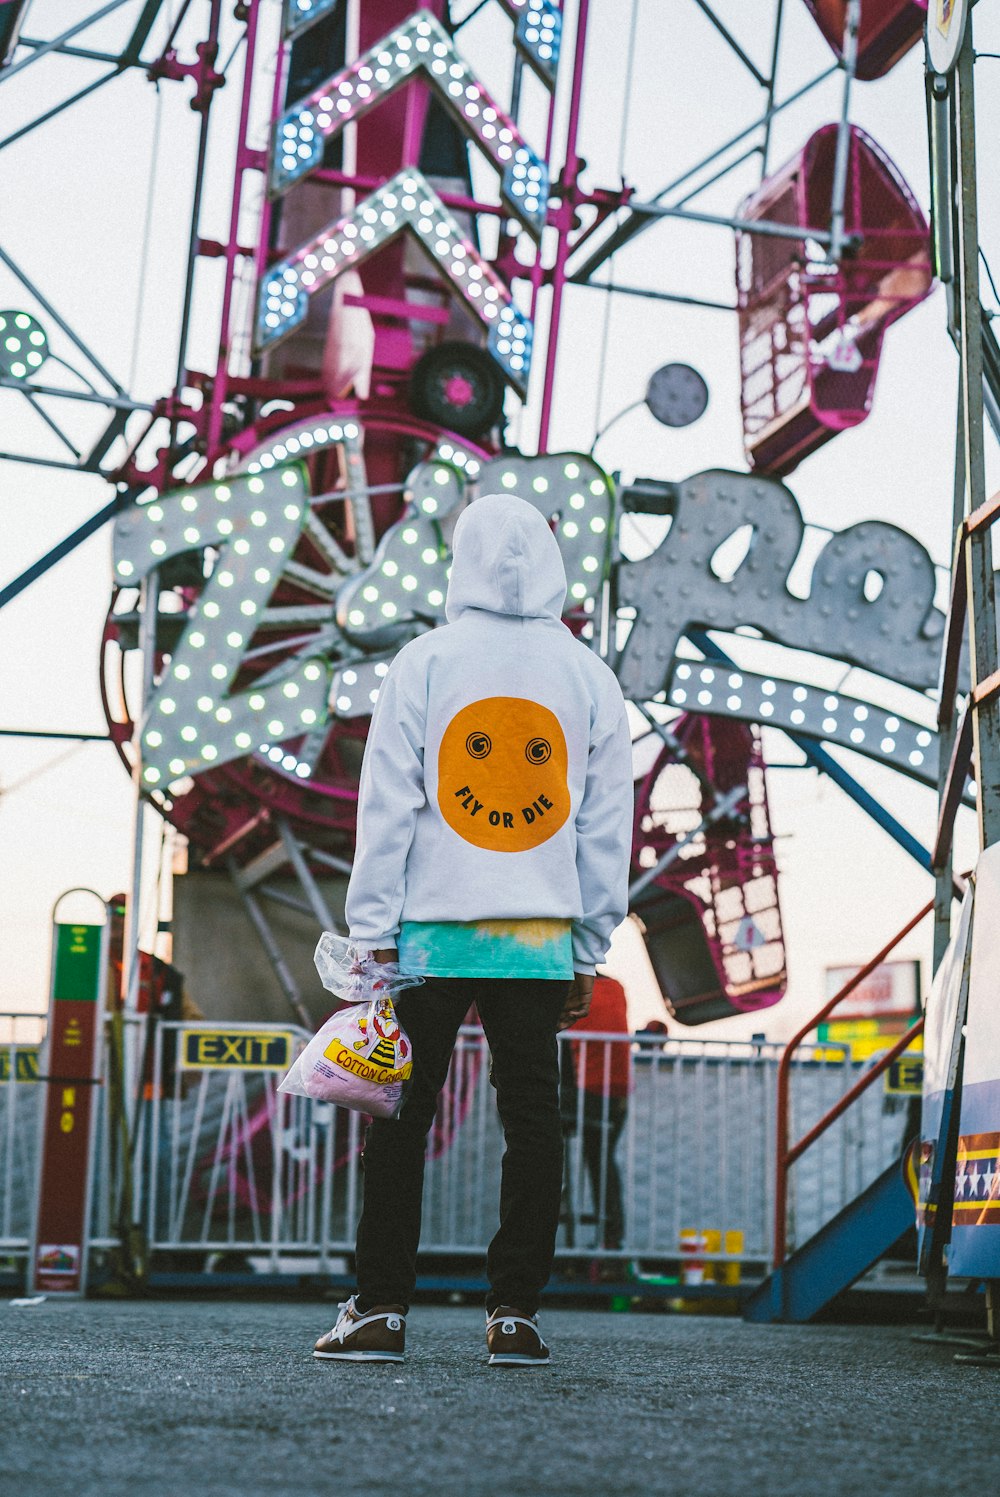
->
[[3, 0, 1000, 1324]]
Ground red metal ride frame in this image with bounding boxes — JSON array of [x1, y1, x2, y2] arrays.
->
[[772, 896, 932, 1268], [736, 124, 932, 476], [801, 1, 928, 83], [632, 716, 787, 1025]]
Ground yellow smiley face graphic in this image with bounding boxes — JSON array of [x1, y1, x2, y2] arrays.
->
[[437, 697, 571, 852]]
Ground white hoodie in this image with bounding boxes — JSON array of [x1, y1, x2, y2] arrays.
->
[[345, 493, 634, 973]]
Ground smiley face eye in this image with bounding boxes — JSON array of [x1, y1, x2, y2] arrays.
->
[[466, 732, 492, 759], [525, 737, 551, 764]]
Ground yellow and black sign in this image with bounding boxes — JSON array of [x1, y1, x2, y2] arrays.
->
[[818, 1017, 924, 1063], [0, 1046, 41, 1082], [884, 1057, 924, 1095], [180, 1029, 293, 1072]]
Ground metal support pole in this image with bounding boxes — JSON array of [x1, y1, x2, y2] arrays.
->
[[123, 570, 159, 1016], [205, 0, 261, 459], [613, 199, 833, 245], [691, 0, 768, 87], [929, 74, 954, 288], [955, 27, 1000, 846], [828, 0, 859, 263], [168, 0, 223, 468], [276, 818, 339, 933], [227, 857, 311, 1029], [760, 0, 785, 179], [0, 68, 122, 153], [933, 382, 966, 972], [0, 375, 151, 410], [303, 846, 355, 879], [537, 0, 591, 451], [0, 493, 130, 611]]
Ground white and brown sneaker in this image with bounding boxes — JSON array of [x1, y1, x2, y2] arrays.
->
[[486, 1306, 550, 1368], [313, 1296, 406, 1362]]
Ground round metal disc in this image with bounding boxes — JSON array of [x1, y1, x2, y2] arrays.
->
[[926, 0, 968, 77], [644, 363, 709, 428]]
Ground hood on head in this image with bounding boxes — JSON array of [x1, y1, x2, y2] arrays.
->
[[445, 493, 567, 623]]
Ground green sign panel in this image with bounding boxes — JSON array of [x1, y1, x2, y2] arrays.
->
[[53, 924, 102, 1003]]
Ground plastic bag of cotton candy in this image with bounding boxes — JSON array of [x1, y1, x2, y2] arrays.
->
[[278, 935, 420, 1119]]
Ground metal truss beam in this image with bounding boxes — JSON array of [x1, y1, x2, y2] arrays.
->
[[0, 728, 110, 740], [0, 68, 123, 152], [16, 39, 125, 64], [688, 631, 935, 874], [0, 0, 136, 81], [0, 376, 152, 411], [568, 63, 836, 285], [225, 828, 350, 1030], [691, 0, 769, 88], [227, 855, 311, 1029], [0, 243, 126, 395], [955, 29, 1000, 846], [579, 281, 736, 313], [0, 493, 131, 611]]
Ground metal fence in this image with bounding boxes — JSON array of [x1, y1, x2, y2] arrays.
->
[[0, 1015, 43, 1259], [1, 1018, 912, 1280]]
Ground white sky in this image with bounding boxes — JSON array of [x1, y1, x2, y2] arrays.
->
[[2, 0, 998, 1039]]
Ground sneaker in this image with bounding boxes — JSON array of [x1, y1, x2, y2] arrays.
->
[[313, 1296, 406, 1362], [486, 1306, 550, 1368]]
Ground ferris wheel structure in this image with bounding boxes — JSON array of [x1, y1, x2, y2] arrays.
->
[[0, 0, 994, 1032]]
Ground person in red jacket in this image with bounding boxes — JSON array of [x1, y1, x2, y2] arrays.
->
[[564, 973, 632, 1252]]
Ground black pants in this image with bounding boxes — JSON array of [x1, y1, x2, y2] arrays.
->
[[355, 975, 567, 1315]]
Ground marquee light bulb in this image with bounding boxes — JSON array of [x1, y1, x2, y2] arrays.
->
[[270, 11, 548, 240], [254, 168, 533, 393]]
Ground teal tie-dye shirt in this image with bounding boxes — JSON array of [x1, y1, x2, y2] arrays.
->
[[398, 918, 573, 980]]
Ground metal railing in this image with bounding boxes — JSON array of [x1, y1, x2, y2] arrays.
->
[[128, 1020, 905, 1274], [1, 1013, 915, 1281], [0, 1014, 44, 1255], [773, 898, 932, 1267], [934, 483, 1000, 870]]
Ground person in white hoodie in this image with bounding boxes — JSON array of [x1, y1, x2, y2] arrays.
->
[[312, 492, 633, 1368]]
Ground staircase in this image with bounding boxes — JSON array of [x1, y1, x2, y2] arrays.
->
[[743, 900, 931, 1325], [744, 1155, 914, 1323]]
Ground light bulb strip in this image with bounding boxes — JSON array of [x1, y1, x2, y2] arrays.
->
[[478, 451, 613, 609], [282, 0, 340, 43], [242, 412, 375, 567], [335, 450, 612, 646], [113, 464, 332, 788], [270, 9, 548, 239], [667, 664, 956, 793], [336, 460, 465, 643], [495, 0, 563, 85], [242, 414, 484, 488], [331, 656, 394, 719], [254, 168, 533, 394]]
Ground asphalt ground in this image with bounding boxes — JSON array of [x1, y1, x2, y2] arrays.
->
[[2, 1299, 994, 1497]]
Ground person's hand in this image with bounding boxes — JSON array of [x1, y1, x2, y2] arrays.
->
[[558, 972, 595, 1030], [373, 948, 399, 966]]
